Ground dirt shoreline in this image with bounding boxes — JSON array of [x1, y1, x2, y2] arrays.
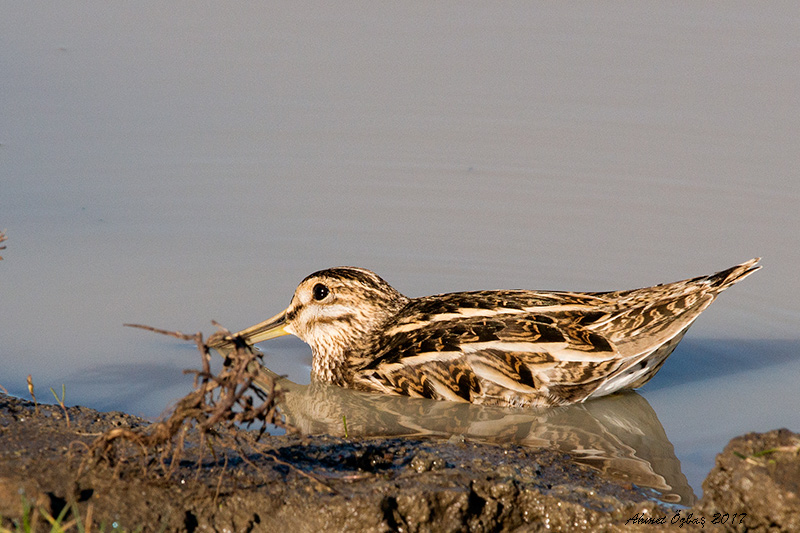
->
[[1, 393, 797, 532]]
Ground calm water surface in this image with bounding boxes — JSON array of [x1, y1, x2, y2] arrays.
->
[[2, 3, 799, 501]]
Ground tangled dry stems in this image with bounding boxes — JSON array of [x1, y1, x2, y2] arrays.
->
[[87, 324, 292, 479]]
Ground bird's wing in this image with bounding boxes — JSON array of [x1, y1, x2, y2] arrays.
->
[[351, 310, 623, 406]]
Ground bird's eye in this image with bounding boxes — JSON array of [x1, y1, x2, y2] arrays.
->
[[312, 283, 330, 301]]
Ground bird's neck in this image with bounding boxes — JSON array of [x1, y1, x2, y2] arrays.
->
[[308, 320, 382, 385], [311, 348, 350, 386], [308, 295, 409, 386]]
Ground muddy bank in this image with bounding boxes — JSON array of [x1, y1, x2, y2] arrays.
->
[[697, 428, 800, 532], [1, 394, 797, 532]]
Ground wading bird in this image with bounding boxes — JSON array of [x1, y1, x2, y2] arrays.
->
[[211, 259, 760, 407]]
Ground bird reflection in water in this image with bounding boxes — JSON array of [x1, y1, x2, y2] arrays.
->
[[242, 362, 694, 505]]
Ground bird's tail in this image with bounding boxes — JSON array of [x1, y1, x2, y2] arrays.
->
[[592, 257, 761, 353], [703, 257, 761, 292], [587, 258, 761, 400]]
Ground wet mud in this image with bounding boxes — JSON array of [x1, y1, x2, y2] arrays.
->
[[1, 394, 797, 532]]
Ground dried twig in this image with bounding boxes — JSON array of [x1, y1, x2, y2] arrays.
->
[[256, 444, 334, 493], [0, 230, 6, 260], [225, 425, 334, 493], [89, 322, 291, 483], [213, 453, 229, 507]]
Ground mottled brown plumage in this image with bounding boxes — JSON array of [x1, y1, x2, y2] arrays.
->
[[211, 259, 760, 407]]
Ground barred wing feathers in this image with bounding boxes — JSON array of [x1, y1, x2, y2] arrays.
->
[[352, 310, 622, 406]]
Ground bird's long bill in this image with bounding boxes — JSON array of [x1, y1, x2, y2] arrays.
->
[[234, 309, 291, 345]]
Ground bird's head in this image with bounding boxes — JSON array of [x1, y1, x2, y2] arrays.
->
[[229, 267, 409, 380]]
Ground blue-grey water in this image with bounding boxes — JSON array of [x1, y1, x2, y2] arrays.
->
[[2, 2, 798, 501]]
